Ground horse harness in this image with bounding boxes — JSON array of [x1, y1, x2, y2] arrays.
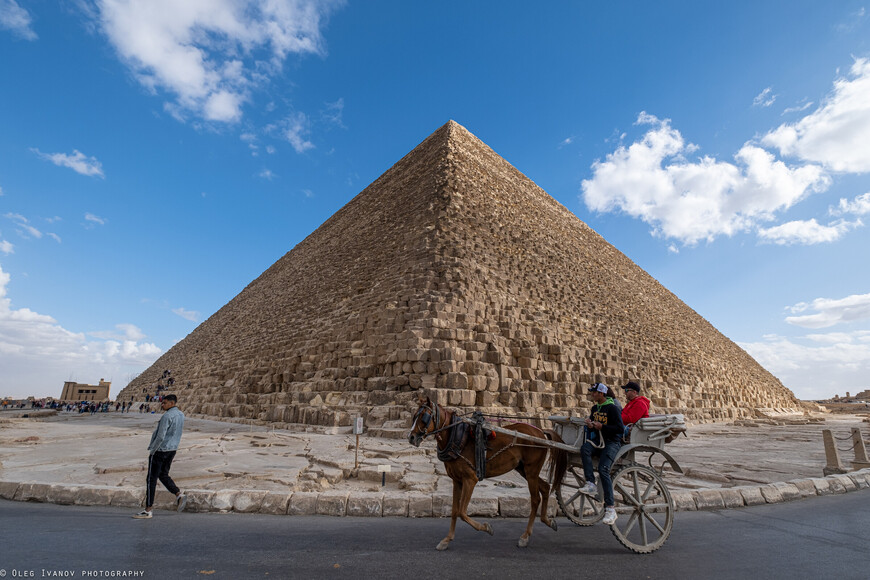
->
[[414, 404, 521, 481]]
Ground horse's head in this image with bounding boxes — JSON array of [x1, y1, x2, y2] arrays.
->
[[408, 391, 439, 447]]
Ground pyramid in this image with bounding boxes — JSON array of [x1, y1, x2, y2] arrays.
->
[[119, 121, 802, 427]]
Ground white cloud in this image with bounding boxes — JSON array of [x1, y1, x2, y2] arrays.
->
[[762, 58, 870, 173], [831, 192, 870, 216], [0, 240, 13, 254], [32, 148, 105, 178], [171, 307, 200, 322], [89, 323, 146, 341], [47, 233, 61, 243], [258, 168, 276, 180], [284, 111, 315, 152], [785, 292, 870, 328], [0, 0, 37, 40], [757, 218, 862, 245], [96, 0, 339, 124], [85, 213, 107, 225], [782, 100, 813, 115], [5, 212, 42, 239], [740, 331, 870, 400], [581, 113, 830, 244], [0, 264, 161, 398], [753, 87, 777, 107], [321, 98, 345, 128]]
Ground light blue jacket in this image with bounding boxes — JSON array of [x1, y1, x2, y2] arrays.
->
[[148, 406, 184, 454]]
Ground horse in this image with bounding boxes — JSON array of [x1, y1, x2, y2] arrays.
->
[[408, 391, 569, 550]]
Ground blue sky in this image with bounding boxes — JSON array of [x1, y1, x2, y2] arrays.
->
[[1, 1, 869, 401]]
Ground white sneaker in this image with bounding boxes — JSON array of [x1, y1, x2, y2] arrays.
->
[[579, 481, 597, 495], [602, 506, 617, 525], [132, 510, 152, 519], [176, 494, 187, 513]]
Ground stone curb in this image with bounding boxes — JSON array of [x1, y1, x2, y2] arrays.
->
[[1, 468, 868, 516]]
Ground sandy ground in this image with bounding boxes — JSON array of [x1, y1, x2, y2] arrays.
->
[[2, 407, 868, 498]]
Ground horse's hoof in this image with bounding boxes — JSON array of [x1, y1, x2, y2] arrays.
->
[[436, 541, 450, 551], [549, 519, 558, 532], [484, 523, 494, 536], [517, 536, 529, 548]]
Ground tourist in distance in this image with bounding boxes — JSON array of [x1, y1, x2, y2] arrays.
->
[[621, 380, 651, 440], [579, 382, 624, 526], [132, 394, 187, 519]]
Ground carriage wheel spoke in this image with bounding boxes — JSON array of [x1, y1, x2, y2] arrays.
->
[[638, 511, 649, 545], [642, 511, 667, 534], [622, 510, 640, 536]]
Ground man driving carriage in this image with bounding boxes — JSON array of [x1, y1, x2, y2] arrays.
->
[[579, 382, 623, 526]]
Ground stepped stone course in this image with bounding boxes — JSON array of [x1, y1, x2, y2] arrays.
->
[[119, 121, 802, 426]]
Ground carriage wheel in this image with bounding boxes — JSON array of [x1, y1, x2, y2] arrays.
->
[[609, 465, 674, 553], [556, 465, 604, 526]]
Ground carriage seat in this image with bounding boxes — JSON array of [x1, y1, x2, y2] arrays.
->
[[628, 414, 687, 448]]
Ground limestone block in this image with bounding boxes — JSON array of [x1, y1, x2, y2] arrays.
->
[[185, 490, 216, 513], [48, 484, 83, 506], [288, 492, 319, 515], [431, 493, 453, 517], [233, 490, 268, 513], [407, 493, 433, 517], [109, 488, 143, 508], [670, 490, 697, 511], [694, 489, 725, 510], [74, 486, 116, 507], [759, 484, 784, 504], [810, 477, 833, 496], [791, 479, 819, 498], [847, 471, 869, 490], [467, 497, 499, 517], [211, 490, 240, 511], [260, 492, 292, 515], [346, 493, 384, 517], [382, 492, 409, 517], [771, 482, 802, 502], [499, 495, 531, 517], [738, 487, 766, 506], [316, 491, 349, 516], [0, 481, 19, 500], [15, 482, 51, 503], [718, 488, 745, 509], [826, 476, 848, 494], [832, 474, 857, 492]]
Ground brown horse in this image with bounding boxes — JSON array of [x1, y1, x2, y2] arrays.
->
[[408, 392, 568, 550]]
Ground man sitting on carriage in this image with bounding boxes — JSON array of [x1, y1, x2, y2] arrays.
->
[[579, 382, 624, 526], [620, 380, 651, 441]]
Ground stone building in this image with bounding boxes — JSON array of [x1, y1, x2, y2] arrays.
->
[[119, 121, 803, 427], [61, 379, 111, 401]]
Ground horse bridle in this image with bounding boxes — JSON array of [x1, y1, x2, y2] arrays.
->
[[411, 401, 459, 441]]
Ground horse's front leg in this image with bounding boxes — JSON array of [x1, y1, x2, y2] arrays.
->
[[436, 478, 462, 551], [457, 476, 492, 536]]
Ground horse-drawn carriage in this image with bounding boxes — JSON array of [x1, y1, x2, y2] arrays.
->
[[549, 413, 686, 553], [408, 392, 686, 553]]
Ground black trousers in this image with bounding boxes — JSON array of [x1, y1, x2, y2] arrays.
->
[[145, 450, 179, 508]]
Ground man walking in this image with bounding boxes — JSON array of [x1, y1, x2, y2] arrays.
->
[[133, 394, 186, 518]]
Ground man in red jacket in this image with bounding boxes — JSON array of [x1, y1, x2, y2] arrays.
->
[[621, 381, 650, 440]]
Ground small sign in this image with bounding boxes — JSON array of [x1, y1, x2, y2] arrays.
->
[[377, 464, 392, 473], [353, 416, 364, 435]]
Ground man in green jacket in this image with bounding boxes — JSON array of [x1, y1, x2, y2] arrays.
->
[[579, 382, 624, 525]]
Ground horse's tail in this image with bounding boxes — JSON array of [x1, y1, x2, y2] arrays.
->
[[543, 429, 568, 493]]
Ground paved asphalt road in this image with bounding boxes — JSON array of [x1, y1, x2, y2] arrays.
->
[[1, 491, 868, 579]]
